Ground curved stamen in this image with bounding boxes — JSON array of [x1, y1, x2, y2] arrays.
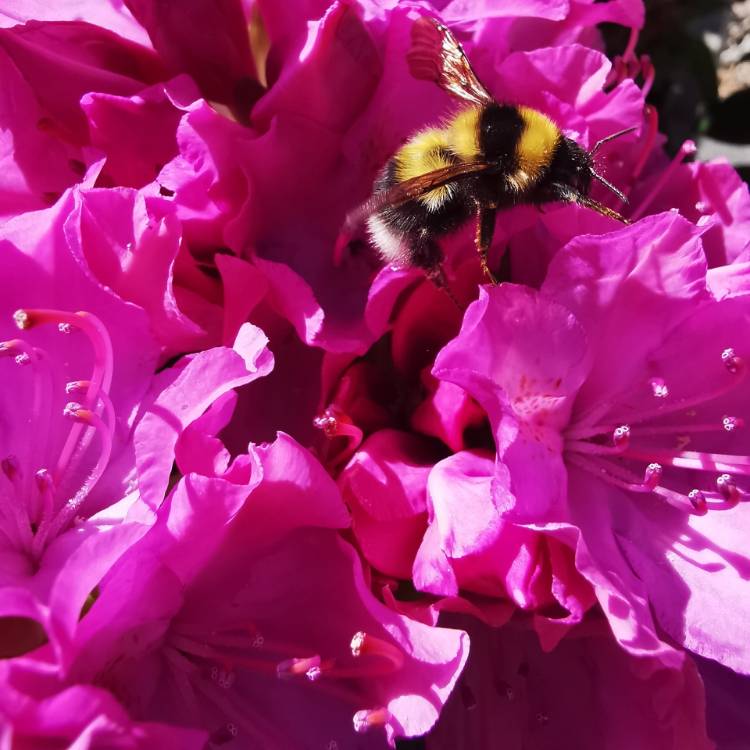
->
[[353, 707, 390, 735], [688, 489, 708, 515], [276, 655, 335, 682], [568, 453, 693, 513], [63, 382, 117, 480], [14, 310, 113, 399], [716, 473, 741, 507], [14, 310, 113, 482], [623, 27, 639, 63], [630, 104, 659, 182], [623, 449, 750, 476], [34, 403, 114, 552], [569, 355, 746, 442], [640, 55, 655, 98], [34, 469, 55, 532], [619, 420, 739, 437]]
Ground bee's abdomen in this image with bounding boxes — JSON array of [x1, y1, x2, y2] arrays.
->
[[379, 156, 474, 232], [367, 156, 474, 265]]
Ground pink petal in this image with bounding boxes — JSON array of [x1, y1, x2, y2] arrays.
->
[[65, 187, 209, 356], [0, 21, 163, 144], [123, 0, 261, 116], [341, 430, 433, 578], [81, 79, 196, 189], [435, 285, 590, 520], [135, 324, 273, 508]]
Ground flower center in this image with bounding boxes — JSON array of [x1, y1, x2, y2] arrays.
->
[[564, 347, 746, 515], [0, 309, 114, 560], [164, 621, 402, 745]]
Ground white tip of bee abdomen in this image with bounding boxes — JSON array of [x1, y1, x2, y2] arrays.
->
[[367, 214, 410, 265]]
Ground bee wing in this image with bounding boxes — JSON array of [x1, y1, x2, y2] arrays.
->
[[361, 161, 492, 217], [407, 16, 493, 106]]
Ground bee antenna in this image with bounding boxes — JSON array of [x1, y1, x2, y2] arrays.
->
[[589, 168, 628, 204], [588, 126, 638, 157], [554, 183, 630, 224]]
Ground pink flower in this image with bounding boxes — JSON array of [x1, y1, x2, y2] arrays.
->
[[324, 261, 594, 631], [435, 211, 750, 672], [0, 192, 158, 614], [0, 190, 273, 651], [8, 434, 468, 747], [425, 616, 712, 750]]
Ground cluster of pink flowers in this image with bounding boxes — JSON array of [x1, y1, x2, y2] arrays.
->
[[0, 0, 748, 747]]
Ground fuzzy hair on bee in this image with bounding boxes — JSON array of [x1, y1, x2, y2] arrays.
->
[[353, 16, 635, 286]]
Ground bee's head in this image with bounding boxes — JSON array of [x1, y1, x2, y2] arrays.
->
[[543, 127, 634, 212], [538, 126, 636, 223], [550, 137, 593, 195]]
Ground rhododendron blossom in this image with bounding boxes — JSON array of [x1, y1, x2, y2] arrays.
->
[[1, 434, 468, 748], [436, 211, 750, 672]]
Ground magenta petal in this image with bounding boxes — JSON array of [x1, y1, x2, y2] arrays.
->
[[342, 430, 433, 578], [81, 80, 193, 188], [135, 324, 273, 508], [440, 0, 568, 22], [157, 99, 253, 249], [65, 187, 209, 356], [253, 255, 325, 347], [123, 0, 260, 114], [697, 654, 750, 748], [174, 391, 237, 479], [0, 2, 151, 45], [247, 432, 351, 543], [435, 285, 590, 520], [566, 467, 684, 667], [411, 375, 485, 453], [542, 211, 710, 410], [428, 451, 498, 558], [55, 433, 468, 747], [624, 502, 750, 676], [630, 160, 750, 266], [414, 522, 461, 597], [0, 47, 88, 217], [46, 523, 150, 656], [215, 254, 269, 345], [0, 21, 163, 143]]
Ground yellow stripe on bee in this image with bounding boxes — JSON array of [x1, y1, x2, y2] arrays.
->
[[511, 106, 560, 191], [395, 128, 455, 211], [446, 106, 481, 161]]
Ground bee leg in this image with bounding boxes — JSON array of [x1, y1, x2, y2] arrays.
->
[[411, 232, 461, 309], [475, 205, 499, 284]]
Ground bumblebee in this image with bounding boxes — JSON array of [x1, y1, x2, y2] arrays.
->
[[359, 17, 634, 285]]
